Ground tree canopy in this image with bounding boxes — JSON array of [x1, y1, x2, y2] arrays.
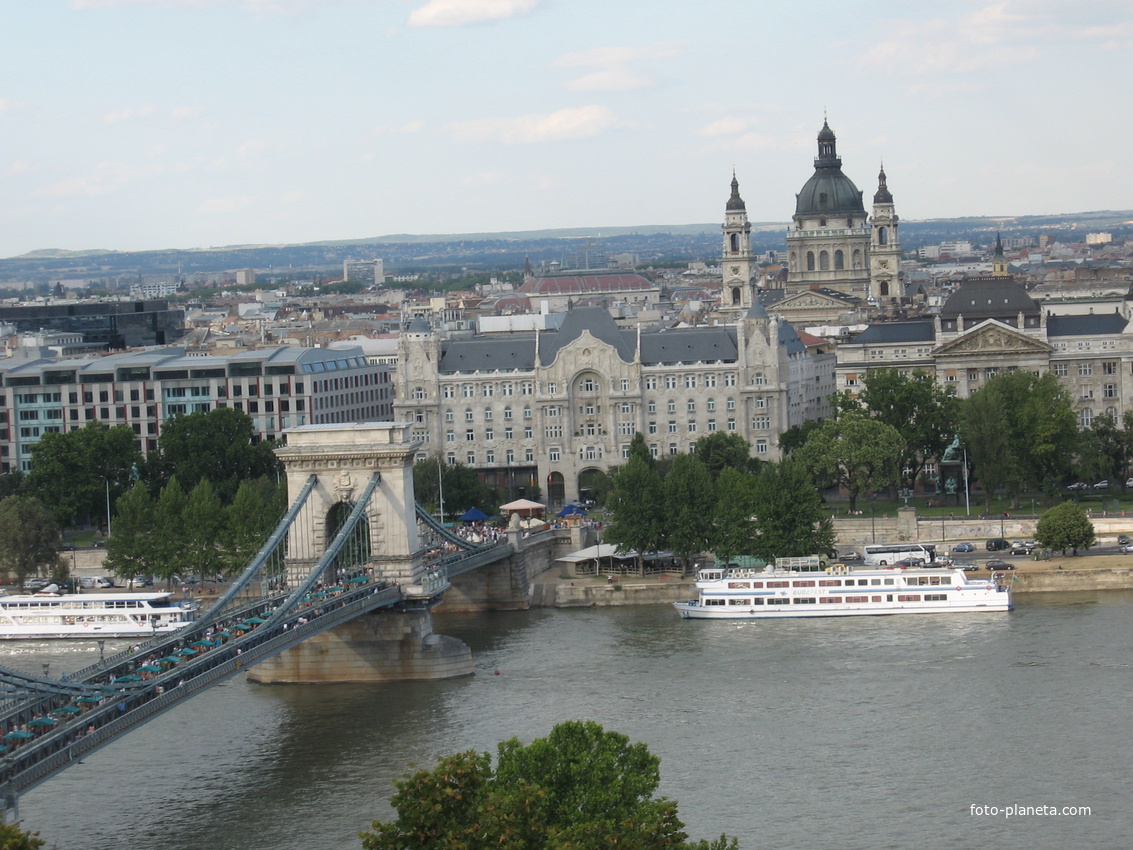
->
[[412, 453, 496, 519], [153, 407, 280, 503], [0, 496, 62, 587], [1035, 501, 1096, 555], [693, 432, 751, 479], [360, 720, 737, 850], [604, 454, 665, 571], [25, 421, 143, 527], [749, 458, 835, 562], [794, 412, 903, 511]]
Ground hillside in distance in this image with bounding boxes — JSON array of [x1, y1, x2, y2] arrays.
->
[[1, 211, 1130, 284]]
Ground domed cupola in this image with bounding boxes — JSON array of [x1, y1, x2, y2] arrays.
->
[[873, 165, 893, 204], [726, 171, 746, 212], [793, 120, 865, 218]]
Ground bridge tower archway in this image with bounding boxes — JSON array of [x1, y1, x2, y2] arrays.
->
[[274, 423, 423, 587]]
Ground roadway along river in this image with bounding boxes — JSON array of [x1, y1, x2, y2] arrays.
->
[[10, 591, 1133, 849]]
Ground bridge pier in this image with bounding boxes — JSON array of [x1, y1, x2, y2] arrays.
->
[[246, 608, 472, 684]]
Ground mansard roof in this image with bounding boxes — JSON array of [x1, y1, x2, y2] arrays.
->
[[1046, 313, 1129, 336], [537, 307, 635, 366], [849, 320, 936, 345], [940, 278, 1039, 321], [639, 326, 739, 364], [432, 307, 781, 373]]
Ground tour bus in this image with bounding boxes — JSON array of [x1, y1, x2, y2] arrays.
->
[[862, 543, 938, 566]]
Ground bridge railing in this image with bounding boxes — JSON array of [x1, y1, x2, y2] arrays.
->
[[0, 581, 405, 797]]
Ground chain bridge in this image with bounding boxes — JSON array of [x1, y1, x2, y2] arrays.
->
[[0, 424, 559, 821]]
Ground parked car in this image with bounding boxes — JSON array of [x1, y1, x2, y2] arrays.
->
[[985, 558, 1016, 570], [893, 558, 926, 569], [955, 562, 982, 572], [22, 578, 51, 591], [1117, 534, 1131, 546], [1120, 544, 1133, 555], [986, 538, 1010, 551], [1010, 541, 1033, 555], [952, 542, 975, 553], [1067, 482, 1088, 490], [1093, 480, 1109, 490], [128, 576, 154, 588], [840, 551, 862, 561], [1125, 478, 1133, 489]]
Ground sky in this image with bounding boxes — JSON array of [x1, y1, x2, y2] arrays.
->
[[0, 0, 1130, 259]]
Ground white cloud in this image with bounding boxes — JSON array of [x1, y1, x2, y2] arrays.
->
[[170, 105, 204, 121], [553, 41, 681, 92], [408, 0, 538, 28], [72, 0, 326, 10], [563, 69, 649, 93], [448, 105, 619, 144], [103, 105, 156, 124], [0, 99, 11, 116], [198, 195, 253, 213], [698, 116, 755, 138], [32, 162, 164, 199], [4, 160, 32, 177]]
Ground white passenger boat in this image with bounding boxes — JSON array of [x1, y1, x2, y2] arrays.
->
[[0, 591, 197, 639], [674, 563, 1012, 619]]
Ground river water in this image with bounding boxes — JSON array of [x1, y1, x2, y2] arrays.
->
[[10, 592, 1133, 849]]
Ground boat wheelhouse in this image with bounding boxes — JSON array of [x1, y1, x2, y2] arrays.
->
[[674, 563, 1012, 619], [0, 591, 197, 639]]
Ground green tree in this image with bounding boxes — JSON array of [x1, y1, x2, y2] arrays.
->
[[604, 455, 665, 572], [0, 821, 46, 850], [413, 454, 495, 519], [154, 407, 280, 503], [360, 720, 736, 850], [223, 479, 285, 573], [794, 412, 904, 512], [152, 477, 189, 583], [1035, 501, 1096, 555], [1078, 412, 1133, 487], [0, 471, 25, 501], [750, 458, 836, 562], [778, 419, 822, 456], [662, 454, 715, 569], [103, 482, 158, 582], [693, 432, 750, 479], [182, 479, 226, 579], [0, 496, 61, 587], [859, 368, 959, 490], [959, 387, 1013, 512], [25, 421, 143, 527], [627, 432, 655, 469], [709, 466, 757, 565]]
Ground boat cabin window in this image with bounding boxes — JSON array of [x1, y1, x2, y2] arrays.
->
[[924, 593, 948, 601], [819, 597, 843, 604], [793, 597, 816, 604], [792, 580, 815, 587], [727, 598, 752, 606], [766, 581, 788, 588], [870, 579, 882, 585], [819, 579, 840, 587]]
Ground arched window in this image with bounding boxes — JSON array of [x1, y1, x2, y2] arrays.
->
[[834, 250, 844, 270], [878, 226, 889, 246], [819, 251, 830, 271], [806, 251, 815, 271], [879, 281, 890, 297], [731, 287, 741, 306], [852, 249, 862, 269], [730, 233, 739, 252]]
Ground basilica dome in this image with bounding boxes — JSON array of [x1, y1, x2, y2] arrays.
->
[[793, 120, 865, 218]]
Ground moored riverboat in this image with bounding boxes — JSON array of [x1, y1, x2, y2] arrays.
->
[[674, 563, 1012, 619], [0, 591, 197, 639]]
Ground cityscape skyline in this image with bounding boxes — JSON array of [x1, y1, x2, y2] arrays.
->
[[1, 1, 1130, 260]]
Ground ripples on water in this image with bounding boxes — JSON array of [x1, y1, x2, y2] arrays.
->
[[11, 592, 1133, 850]]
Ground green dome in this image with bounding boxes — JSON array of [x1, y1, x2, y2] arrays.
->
[[794, 121, 864, 218]]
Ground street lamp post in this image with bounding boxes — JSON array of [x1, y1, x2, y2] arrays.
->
[[97, 640, 105, 666], [41, 663, 50, 680], [105, 477, 112, 538]]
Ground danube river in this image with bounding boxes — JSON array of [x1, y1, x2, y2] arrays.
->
[[10, 591, 1133, 849]]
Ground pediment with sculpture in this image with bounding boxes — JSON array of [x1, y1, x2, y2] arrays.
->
[[933, 322, 1052, 357]]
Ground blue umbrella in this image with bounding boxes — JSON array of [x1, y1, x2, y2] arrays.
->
[[3, 730, 34, 740], [459, 507, 490, 522], [556, 504, 587, 518]]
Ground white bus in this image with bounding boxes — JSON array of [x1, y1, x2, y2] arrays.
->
[[862, 543, 937, 566]]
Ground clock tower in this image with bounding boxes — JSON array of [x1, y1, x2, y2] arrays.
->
[[722, 172, 756, 311], [869, 164, 901, 304]]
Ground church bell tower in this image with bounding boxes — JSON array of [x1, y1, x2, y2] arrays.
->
[[722, 172, 756, 311], [869, 164, 901, 304]]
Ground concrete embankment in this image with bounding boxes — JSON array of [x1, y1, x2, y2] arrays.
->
[[530, 577, 694, 608], [1011, 566, 1133, 593], [529, 563, 1133, 607]]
